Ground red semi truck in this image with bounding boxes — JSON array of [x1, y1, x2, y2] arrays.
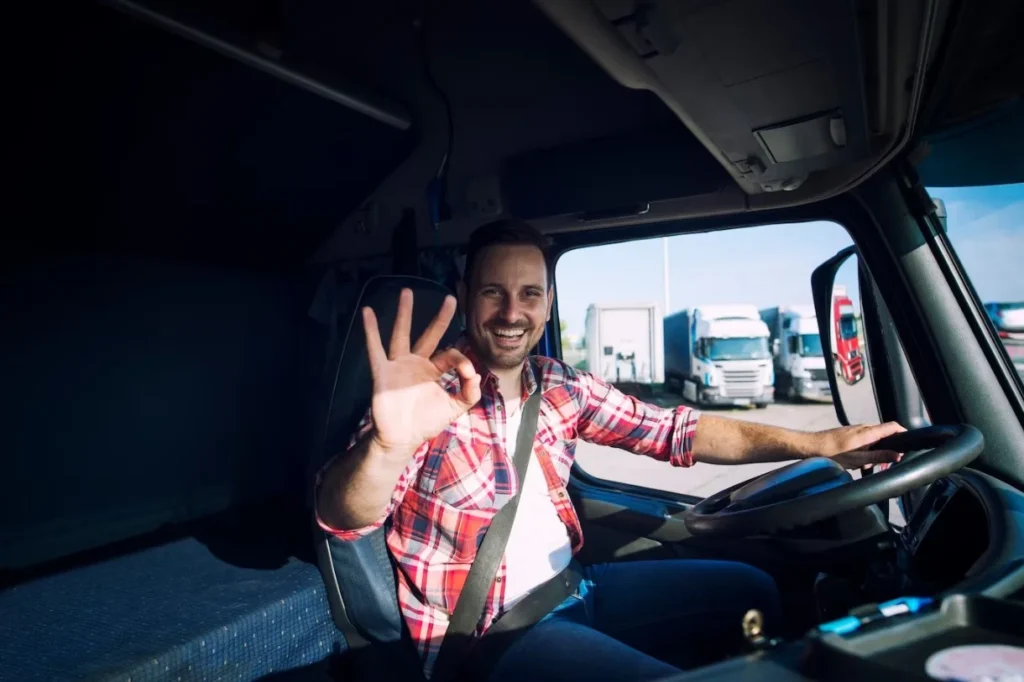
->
[[831, 286, 865, 385]]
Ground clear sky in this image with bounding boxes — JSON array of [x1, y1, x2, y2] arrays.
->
[[555, 183, 1024, 336]]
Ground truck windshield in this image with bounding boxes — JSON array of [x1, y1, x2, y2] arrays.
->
[[839, 315, 858, 340], [707, 337, 770, 360], [800, 334, 824, 357]]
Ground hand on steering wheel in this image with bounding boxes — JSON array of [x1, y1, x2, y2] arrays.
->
[[683, 425, 983, 537], [816, 421, 907, 470]]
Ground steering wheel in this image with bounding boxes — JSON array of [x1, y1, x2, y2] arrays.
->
[[682, 425, 983, 537]]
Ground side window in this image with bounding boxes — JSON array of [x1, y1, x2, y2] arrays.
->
[[556, 221, 879, 498], [929, 183, 1024, 386]]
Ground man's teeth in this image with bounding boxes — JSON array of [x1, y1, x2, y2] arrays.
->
[[494, 329, 526, 338]]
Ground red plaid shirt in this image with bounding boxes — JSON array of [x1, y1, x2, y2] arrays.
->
[[316, 339, 701, 678]]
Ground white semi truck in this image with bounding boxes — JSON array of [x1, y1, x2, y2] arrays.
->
[[584, 303, 665, 385], [663, 305, 774, 407], [759, 305, 831, 402]]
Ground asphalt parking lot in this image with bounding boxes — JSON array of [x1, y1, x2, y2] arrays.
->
[[575, 371, 907, 524]]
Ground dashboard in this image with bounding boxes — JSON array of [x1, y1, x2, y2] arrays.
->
[[669, 469, 1024, 681], [898, 475, 991, 593]]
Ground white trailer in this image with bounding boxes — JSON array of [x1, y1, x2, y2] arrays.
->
[[759, 305, 831, 402], [584, 303, 665, 385]]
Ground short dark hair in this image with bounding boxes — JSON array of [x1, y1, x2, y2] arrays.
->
[[463, 219, 553, 287]]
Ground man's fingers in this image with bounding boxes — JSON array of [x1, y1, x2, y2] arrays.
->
[[455, 373, 482, 409], [836, 448, 901, 469], [450, 351, 482, 408], [413, 295, 457, 357], [860, 449, 901, 464], [389, 288, 413, 359], [431, 348, 476, 377], [849, 421, 907, 452], [362, 306, 387, 370], [879, 421, 908, 436], [431, 348, 481, 410]]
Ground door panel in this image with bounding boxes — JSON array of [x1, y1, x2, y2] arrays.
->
[[568, 480, 686, 564]]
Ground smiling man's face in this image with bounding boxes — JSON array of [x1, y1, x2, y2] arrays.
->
[[461, 243, 553, 371]]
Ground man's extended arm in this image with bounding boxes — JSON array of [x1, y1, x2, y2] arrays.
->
[[576, 370, 902, 469], [691, 414, 833, 464], [316, 425, 422, 534]]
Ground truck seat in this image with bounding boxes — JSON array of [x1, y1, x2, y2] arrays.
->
[[312, 275, 461, 681]]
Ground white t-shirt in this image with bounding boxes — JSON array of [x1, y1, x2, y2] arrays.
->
[[500, 397, 574, 609]]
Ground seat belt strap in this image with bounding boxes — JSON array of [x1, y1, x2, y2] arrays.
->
[[430, 359, 542, 682], [466, 561, 583, 681]]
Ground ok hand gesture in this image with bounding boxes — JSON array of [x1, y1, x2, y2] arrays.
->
[[362, 288, 482, 453]]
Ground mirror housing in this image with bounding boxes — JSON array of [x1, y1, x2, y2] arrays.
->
[[812, 246, 857, 426], [772, 338, 781, 357]]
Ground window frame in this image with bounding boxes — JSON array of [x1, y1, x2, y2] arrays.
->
[[546, 172, 1024, 501], [548, 214, 894, 503]]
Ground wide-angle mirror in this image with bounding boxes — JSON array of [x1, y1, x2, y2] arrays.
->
[[812, 248, 880, 426]]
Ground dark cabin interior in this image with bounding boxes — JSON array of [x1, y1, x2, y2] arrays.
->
[[3, 0, 1023, 680]]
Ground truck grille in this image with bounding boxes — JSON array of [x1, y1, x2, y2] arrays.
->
[[723, 369, 760, 383], [808, 368, 828, 381], [722, 369, 762, 397]]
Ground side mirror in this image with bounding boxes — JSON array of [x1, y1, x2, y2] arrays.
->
[[772, 338, 780, 357], [811, 246, 880, 426]]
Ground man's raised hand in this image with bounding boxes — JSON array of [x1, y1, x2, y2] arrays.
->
[[362, 288, 481, 453]]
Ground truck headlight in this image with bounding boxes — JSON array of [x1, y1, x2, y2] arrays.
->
[[704, 372, 719, 387]]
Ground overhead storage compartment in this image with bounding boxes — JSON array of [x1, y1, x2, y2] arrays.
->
[[535, 0, 928, 201]]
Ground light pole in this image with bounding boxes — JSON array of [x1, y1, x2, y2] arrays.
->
[[662, 237, 671, 314]]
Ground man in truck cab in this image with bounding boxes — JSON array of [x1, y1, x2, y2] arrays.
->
[[315, 219, 904, 681]]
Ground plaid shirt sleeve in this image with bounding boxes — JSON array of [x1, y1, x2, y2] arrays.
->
[[575, 370, 701, 467], [314, 408, 427, 540]]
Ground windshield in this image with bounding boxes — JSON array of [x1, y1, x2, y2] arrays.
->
[[839, 315, 858, 340], [707, 337, 770, 361], [995, 302, 1024, 312], [799, 334, 824, 357]]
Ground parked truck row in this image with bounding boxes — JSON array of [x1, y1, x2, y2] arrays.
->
[[583, 286, 865, 408]]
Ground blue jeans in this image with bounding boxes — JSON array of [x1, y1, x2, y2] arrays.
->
[[487, 560, 782, 682]]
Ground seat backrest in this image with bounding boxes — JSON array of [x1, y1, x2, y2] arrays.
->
[[313, 275, 460, 681]]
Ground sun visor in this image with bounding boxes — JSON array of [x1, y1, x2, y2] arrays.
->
[[917, 99, 1024, 187], [502, 124, 732, 220]]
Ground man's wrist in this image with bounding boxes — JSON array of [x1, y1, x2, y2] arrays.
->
[[366, 429, 419, 465], [791, 430, 826, 459]]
